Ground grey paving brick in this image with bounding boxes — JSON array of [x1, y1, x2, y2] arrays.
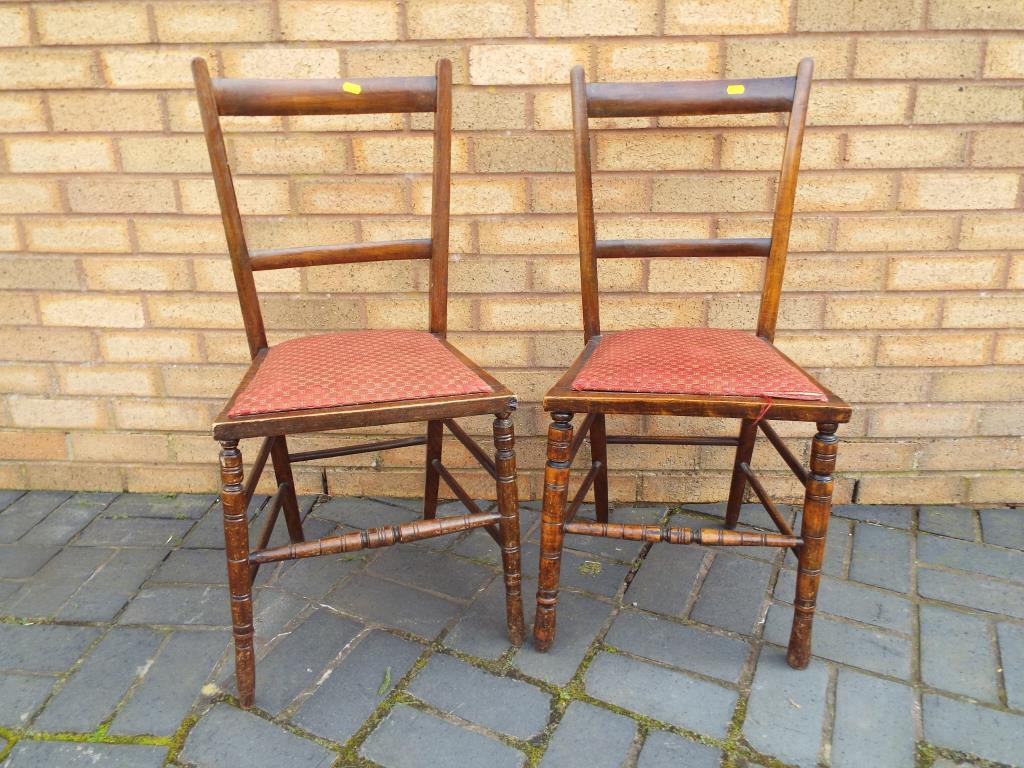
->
[[605, 609, 750, 684], [251, 588, 311, 650], [151, 547, 229, 584], [181, 702, 334, 768], [980, 507, 1024, 551], [73, 516, 193, 547], [833, 504, 912, 529], [33, 627, 163, 733], [1, 740, 166, 768], [367, 546, 493, 601], [0, 673, 57, 728], [0, 581, 19, 604], [624, 543, 705, 617], [0, 545, 58, 578], [690, 552, 772, 635], [918, 567, 1024, 619], [684, 502, 796, 532], [522, 542, 628, 599], [254, 608, 363, 714], [409, 653, 550, 740], [0, 490, 24, 511], [119, 585, 230, 626], [920, 604, 999, 702], [919, 506, 977, 541], [775, 569, 913, 634], [103, 492, 215, 519], [0, 491, 73, 543], [584, 652, 737, 739], [18, 493, 111, 546], [764, 604, 912, 678], [325, 573, 462, 638], [0, 624, 100, 674], [56, 547, 169, 621], [272, 549, 367, 599], [514, 590, 614, 686], [293, 630, 423, 744], [997, 622, 1024, 710], [2, 546, 109, 618], [539, 701, 636, 768], [923, 693, 1024, 766], [743, 649, 828, 768], [918, 532, 1024, 584], [182, 494, 266, 548], [251, 512, 335, 550], [110, 630, 228, 737], [636, 730, 722, 768], [362, 704, 526, 768], [832, 667, 915, 768], [444, 574, 535, 661], [849, 523, 912, 593], [784, 514, 853, 576], [315, 496, 418, 528]]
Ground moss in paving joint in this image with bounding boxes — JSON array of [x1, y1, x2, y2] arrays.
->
[[164, 712, 200, 765]]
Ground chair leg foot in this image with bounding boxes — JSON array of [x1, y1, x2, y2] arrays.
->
[[787, 422, 838, 669], [725, 418, 758, 529], [423, 420, 443, 520], [219, 440, 255, 707], [534, 412, 573, 652], [590, 414, 610, 523], [493, 413, 525, 647]]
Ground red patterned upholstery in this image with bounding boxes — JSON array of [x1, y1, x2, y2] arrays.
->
[[228, 330, 492, 417], [572, 328, 827, 401]]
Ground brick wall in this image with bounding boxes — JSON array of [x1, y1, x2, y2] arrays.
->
[[1, 0, 1022, 504]]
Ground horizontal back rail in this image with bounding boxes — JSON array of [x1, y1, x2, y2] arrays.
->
[[594, 237, 771, 259], [212, 76, 437, 116], [587, 76, 796, 118], [249, 239, 432, 271]]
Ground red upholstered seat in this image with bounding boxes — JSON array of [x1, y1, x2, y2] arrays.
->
[[228, 330, 492, 417], [571, 328, 827, 401]]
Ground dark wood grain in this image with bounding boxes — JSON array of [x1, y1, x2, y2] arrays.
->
[[533, 412, 573, 652], [249, 239, 431, 271], [213, 76, 436, 116], [594, 237, 770, 259], [587, 76, 796, 118]]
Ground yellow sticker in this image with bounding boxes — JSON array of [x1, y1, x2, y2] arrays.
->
[[726, 83, 745, 95], [342, 81, 362, 95]]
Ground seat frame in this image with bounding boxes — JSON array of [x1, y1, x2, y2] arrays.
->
[[193, 58, 525, 708], [534, 60, 852, 671]]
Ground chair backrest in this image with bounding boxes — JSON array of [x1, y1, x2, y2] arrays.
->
[[570, 59, 813, 344], [192, 58, 453, 360]]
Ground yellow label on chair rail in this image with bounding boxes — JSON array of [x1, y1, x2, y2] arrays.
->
[[726, 84, 745, 95], [342, 81, 362, 95]]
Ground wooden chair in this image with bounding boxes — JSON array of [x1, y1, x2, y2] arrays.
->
[[534, 59, 851, 669], [192, 58, 525, 708]]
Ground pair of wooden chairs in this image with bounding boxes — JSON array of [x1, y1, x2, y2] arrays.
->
[[194, 57, 849, 708]]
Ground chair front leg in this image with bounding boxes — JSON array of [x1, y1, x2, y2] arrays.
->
[[493, 413, 525, 646], [269, 435, 305, 543], [787, 422, 838, 669], [534, 412, 574, 652], [219, 440, 256, 708]]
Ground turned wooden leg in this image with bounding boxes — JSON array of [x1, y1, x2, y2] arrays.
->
[[590, 414, 610, 524], [493, 413, 525, 647], [787, 422, 838, 669], [219, 440, 256, 707], [725, 418, 758, 529], [269, 436, 304, 543], [423, 420, 444, 520], [534, 412, 573, 652]]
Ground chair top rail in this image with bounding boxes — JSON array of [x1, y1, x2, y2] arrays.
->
[[586, 76, 796, 118], [249, 239, 432, 271], [594, 237, 771, 259], [212, 75, 437, 116]]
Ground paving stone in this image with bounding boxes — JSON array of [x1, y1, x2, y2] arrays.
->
[[119, 585, 230, 626], [923, 693, 1024, 766], [918, 532, 1024, 584], [784, 514, 853, 576], [684, 502, 796, 532], [1, 741, 166, 767], [73, 516, 194, 547], [272, 550, 367, 599], [444, 574, 535, 661], [367, 546, 493, 601], [182, 494, 266, 548], [110, 630, 228, 737], [0, 624, 100, 673], [325, 573, 463, 638], [920, 604, 999, 702], [0, 581, 19, 604], [849, 523, 912, 593], [636, 729, 722, 768], [997, 622, 1024, 710], [0, 491, 73, 543], [743, 648, 828, 768], [918, 567, 1024, 619], [605, 609, 749, 684], [293, 630, 423, 744], [832, 504, 912, 529], [0, 545, 58, 578], [251, 511, 335, 550], [689, 552, 771, 635], [0, 673, 57, 728], [1, 546, 108, 618], [979, 507, 1024, 551], [764, 604, 911, 678], [254, 608, 363, 715], [584, 652, 737, 739], [33, 627, 163, 733], [18, 493, 111, 546], [832, 667, 914, 768], [315, 496, 419, 528], [536, 702, 633, 768], [0, 490, 24, 511], [103, 492, 216, 519], [251, 587, 311, 649], [56, 547, 169, 621], [409, 653, 550, 740], [919, 506, 977, 541], [523, 542, 628, 599], [151, 548, 229, 584], [362, 704, 526, 768], [624, 544, 705, 617], [515, 590, 614, 686], [181, 702, 334, 768], [775, 569, 913, 634]]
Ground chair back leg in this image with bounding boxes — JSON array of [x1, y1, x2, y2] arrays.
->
[[534, 412, 574, 651], [725, 418, 759, 529], [493, 413, 525, 645], [589, 414, 611, 523], [270, 435, 305, 543], [422, 420, 444, 519]]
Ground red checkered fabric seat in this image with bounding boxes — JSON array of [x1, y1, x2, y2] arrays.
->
[[572, 327, 827, 401], [228, 330, 492, 417]]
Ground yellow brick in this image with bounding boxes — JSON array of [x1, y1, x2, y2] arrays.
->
[[469, 44, 589, 85], [718, 216, 832, 252], [0, 431, 67, 461], [533, 257, 644, 293], [984, 38, 1024, 78], [59, 365, 160, 396], [0, 364, 52, 395], [154, 2, 274, 42], [99, 330, 203, 363], [597, 41, 719, 81], [972, 127, 1024, 168], [25, 218, 131, 253], [818, 368, 932, 402], [194, 259, 302, 293], [797, 0, 923, 29], [720, 130, 840, 171], [0, 328, 96, 362], [838, 440, 920, 472], [854, 37, 983, 78], [407, 0, 527, 38], [305, 260, 423, 294], [70, 432, 170, 464], [785, 255, 886, 291], [26, 462, 123, 492], [929, 0, 1024, 28], [649, 258, 764, 292], [279, 1, 399, 41], [446, 333, 531, 368], [346, 44, 468, 82], [478, 217, 577, 255], [261, 296, 362, 331], [602, 297, 704, 330], [0, 293, 37, 325], [0, 178, 62, 214], [352, 135, 468, 174], [179, 178, 292, 216], [0, 94, 46, 132], [995, 332, 1024, 364], [221, 48, 341, 79], [83, 258, 192, 292], [147, 295, 242, 329], [797, 172, 895, 211], [809, 84, 912, 126], [932, 368, 1024, 401], [900, 172, 1019, 210], [979, 404, 1024, 436], [49, 92, 164, 133], [1009, 255, 1024, 289], [413, 177, 527, 215], [595, 132, 716, 171], [121, 465, 223, 494], [9, 396, 108, 430], [366, 297, 473, 330], [296, 180, 408, 215], [114, 399, 210, 431], [164, 92, 281, 133], [361, 218, 475, 251], [530, 176, 649, 214], [0, 6, 31, 46], [0, 50, 99, 90], [844, 128, 966, 169], [474, 134, 573, 174], [943, 296, 1024, 329], [914, 84, 1024, 124], [877, 332, 992, 366], [825, 295, 941, 329], [118, 135, 211, 174], [960, 213, 1024, 250], [532, 333, 586, 367], [36, 2, 149, 44], [887, 255, 1004, 290], [450, 258, 529, 293], [536, 0, 658, 36], [101, 49, 216, 89], [480, 298, 580, 331], [724, 37, 849, 79], [163, 365, 245, 398], [7, 137, 116, 173], [39, 294, 145, 329], [68, 178, 178, 214], [835, 215, 956, 252], [919, 437, 1024, 471], [228, 135, 349, 175], [451, 89, 528, 131], [774, 333, 877, 367], [857, 475, 965, 505], [653, 175, 771, 213], [0, 256, 79, 291], [666, 0, 788, 33], [0, 218, 21, 251], [599, 215, 710, 241], [135, 217, 225, 254], [968, 474, 1024, 505]]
